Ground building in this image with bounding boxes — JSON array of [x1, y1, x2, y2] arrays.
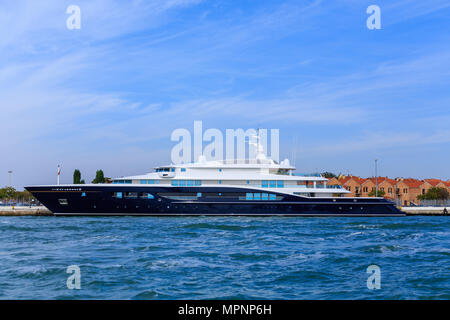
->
[[329, 175, 450, 206]]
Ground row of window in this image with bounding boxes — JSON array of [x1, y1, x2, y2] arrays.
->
[[155, 168, 186, 172], [245, 193, 277, 200], [171, 180, 202, 186], [261, 180, 284, 188], [140, 180, 159, 184], [112, 192, 154, 199], [113, 180, 132, 184], [351, 186, 398, 194]]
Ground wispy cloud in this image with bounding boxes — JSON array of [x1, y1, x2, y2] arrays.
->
[[1, 0, 450, 187]]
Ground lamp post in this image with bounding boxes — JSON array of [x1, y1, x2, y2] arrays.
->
[[8, 171, 12, 188], [375, 159, 378, 197]]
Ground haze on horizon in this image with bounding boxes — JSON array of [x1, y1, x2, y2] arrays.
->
[[1, 0, 450, 190]]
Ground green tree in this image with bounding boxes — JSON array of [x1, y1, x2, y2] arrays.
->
[[92, 170, 105, 184], [417, 187, 449, 200], [368, 189, 386, 197], [73, 169, 82, 184], [322, 172, 337, 179], [0, 187, 17, 200], [0, 188, 6, 200]]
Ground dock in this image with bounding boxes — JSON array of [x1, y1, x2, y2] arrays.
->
[[0, 206, 448, 216], [0, 206, 53, 216], [401, 207, 449, 216]]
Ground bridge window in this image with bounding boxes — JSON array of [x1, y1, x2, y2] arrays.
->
[[172, 180, 201, 186], [124, 192, 138, 199], [244, 193, 278, 200], [113, 180, 131, 184]]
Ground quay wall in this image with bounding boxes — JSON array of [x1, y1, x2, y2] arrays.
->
[[0, 206, 53, 216], [0, 206, 448, 216]]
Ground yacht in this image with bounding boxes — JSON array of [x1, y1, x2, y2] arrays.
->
[[26, 138, 404, 216]]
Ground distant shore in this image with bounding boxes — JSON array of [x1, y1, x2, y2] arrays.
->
[[0, 206, 448, 216]]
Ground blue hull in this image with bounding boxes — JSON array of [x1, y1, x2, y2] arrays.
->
[[26, 185, 405, 216]]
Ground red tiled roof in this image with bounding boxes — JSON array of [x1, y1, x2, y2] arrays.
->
[[333, 176, 449, 188], [338, 176, 352, 184], [403, 180, 423, 188], [424, 179, 444, 187], [385, 178, 398, 185]]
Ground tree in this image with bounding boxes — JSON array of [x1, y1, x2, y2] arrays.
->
[[92, 170, 105, 184], [417, 187, 449, 201], [322, 172, 337, 179], [73, 169, 82, 184], [0, 187, 17, 200], [368, 189, 385, 197]]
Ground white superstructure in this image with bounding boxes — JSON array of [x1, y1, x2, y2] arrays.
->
[[112, 135, 348, 198]]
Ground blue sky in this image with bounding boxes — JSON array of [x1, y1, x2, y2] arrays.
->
[[1, 0, 450, 189]]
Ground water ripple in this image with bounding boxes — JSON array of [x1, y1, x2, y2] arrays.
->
[[0, 216, 448, 299]]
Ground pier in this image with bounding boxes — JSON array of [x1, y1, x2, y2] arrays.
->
[[0, 206, 53, 216], [401, 207, 449, 216], [0, 206, 449, 216]]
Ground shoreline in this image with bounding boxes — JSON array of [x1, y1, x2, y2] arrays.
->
[[0, 206, 448, 216]]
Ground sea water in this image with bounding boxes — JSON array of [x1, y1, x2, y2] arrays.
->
[[0, 216, 448, 299]]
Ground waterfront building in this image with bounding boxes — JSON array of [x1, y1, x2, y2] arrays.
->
[[330, 176, 450, 206]]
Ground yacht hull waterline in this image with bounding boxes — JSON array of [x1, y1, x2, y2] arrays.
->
[[25, 185, 404, 216]]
